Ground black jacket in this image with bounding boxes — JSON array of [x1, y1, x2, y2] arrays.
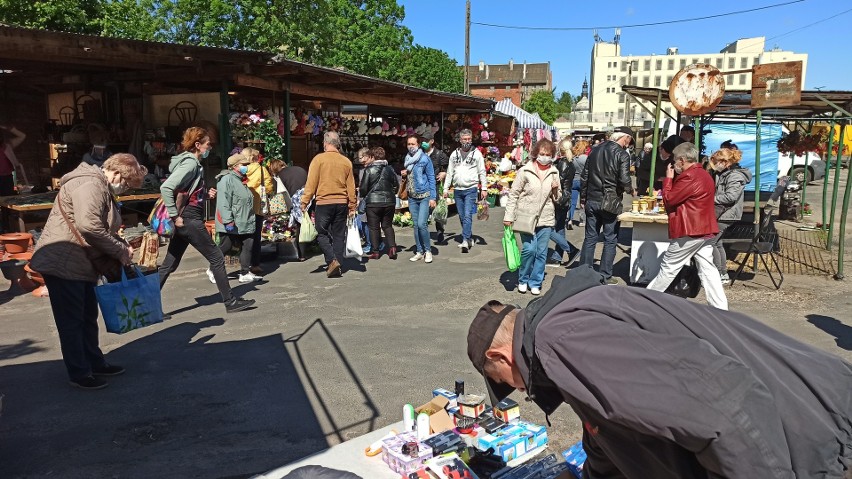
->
[[580, 141, 631, 203], [554, 157, 576, 209], [429, 148, 449, 175], [512, 274, 852, 479], [359, 164, 399, 206]]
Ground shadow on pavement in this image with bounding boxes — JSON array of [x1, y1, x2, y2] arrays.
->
[[0, 338, 47, 360], [806, 314, 852, 351], [0, 317, 377, 478]]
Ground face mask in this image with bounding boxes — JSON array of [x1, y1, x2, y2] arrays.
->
[[461, 142, 473, 151], [201, 148, 210, 159], [674, 162, 684, 175], [421, 142, 430, 150], [109, 183, 128, 195], [238, 165, 248, 175], [713, 162, 727, 172], [408, 146, 419, 155], [536, 155, 553, 165]]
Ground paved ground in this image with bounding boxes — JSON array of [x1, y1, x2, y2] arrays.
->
[[2, 191, 852, 478]]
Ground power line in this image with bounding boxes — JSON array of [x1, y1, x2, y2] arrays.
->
[[765, 6, 852, 42], [471, 0, 804, 31]]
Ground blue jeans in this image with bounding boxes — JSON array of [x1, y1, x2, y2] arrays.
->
[[569, 179, 581, 222], [518, 226, 552, 289], [408, 197, 432, 253], [550, 206, 577, 262], [581, 201, 619, 279], [454, 187, 478, 242]]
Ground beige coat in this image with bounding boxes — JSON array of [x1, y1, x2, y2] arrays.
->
[[31, 163, 128, 282], [503, 162, 561, 228]]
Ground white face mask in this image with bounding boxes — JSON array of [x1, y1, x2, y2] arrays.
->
[[713, 162, 727, 172], [674, 163, 684, 175], [536, 155, 553, 165], [109, 183, 128, 195]]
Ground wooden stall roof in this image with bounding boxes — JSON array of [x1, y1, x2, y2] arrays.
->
[[622, 85, 852, 120], [0, 25, 493, 113]]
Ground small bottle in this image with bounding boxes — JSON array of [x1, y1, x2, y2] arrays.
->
[[416, 412, 430, 441], [403, 404, 415, 432]]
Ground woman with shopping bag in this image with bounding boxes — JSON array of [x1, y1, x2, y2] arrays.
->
[[502, 139, 561, 296], [30, 153, 147, 390]]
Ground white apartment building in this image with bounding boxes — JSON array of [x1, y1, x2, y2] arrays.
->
[[586, 35, 808, 127]]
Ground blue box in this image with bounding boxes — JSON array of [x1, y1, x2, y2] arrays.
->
[[433, 388, 459, 408], [562, 441, 587, 479]]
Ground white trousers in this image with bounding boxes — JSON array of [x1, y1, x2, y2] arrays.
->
[[647, 236, 729, 310]]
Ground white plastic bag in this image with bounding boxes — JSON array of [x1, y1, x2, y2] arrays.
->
[[344, 218, 363, 258]]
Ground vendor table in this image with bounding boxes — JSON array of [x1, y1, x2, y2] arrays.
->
[[618, 212, 670, 285], [0, 191, 160, 232], [254, 421, 403, 479]]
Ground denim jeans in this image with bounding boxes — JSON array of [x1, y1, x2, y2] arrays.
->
[[314, 203, 348, 264], [550, 206, 577, 262], [408, 196, 432, 253], [159, 217, 233, 302], [454, 187, 478, 242], [518, 226, 552, 289], [581, 201, 619, 279], [43, 275, 106, 380], [569, 179, 581, 222]]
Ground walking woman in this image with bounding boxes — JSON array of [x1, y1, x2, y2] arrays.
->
[[158, 127, 254, 314], [241, 147, 274, 276], [275, 161, 309, 262], [31, 154, 146, 389], [503, 138, 561, 296], [403, 134, 437, 263], [360, 146, 399, 260], [548, 138, 580, 266], [710, 146, 751, 285], [569, 140, 589, 227], [214, 153, 262, 283]]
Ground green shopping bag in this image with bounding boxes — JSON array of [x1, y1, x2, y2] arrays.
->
[[502, 226, 521, 272]]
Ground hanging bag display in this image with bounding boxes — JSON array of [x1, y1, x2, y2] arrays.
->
[[96, 266, 164, 334], [502, 226, 522, 272]]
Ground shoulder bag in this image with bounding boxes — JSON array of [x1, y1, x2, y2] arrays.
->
[[397, 173, 409, 201], [58, 189, 124, 281], [260, 165, 269, 215], [601, 187, 623, 216], [512, 192, 550, 235], [269, 176, 291, 216]]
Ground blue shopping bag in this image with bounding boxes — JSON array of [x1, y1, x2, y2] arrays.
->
[[96, 266, 164, 334]]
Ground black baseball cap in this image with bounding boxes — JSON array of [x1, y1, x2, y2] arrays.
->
[[467, 301, 519, 404], [612, 126, 634, 138]]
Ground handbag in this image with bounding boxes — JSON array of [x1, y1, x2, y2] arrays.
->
[[601, 187, 623, 216], [57, 189, 124, 281], [397, 175, 409, 201], [512, 194, 550, 235], [299, 215, 318, 243], [96, 266, 164, 334], [148, 166, 202, 237], [344, 218, 363, 258], [502, 226, 521, 272], [260, 165, 269, 215]]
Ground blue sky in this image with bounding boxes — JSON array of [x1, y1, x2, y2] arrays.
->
[[398, 0, 851, 95]]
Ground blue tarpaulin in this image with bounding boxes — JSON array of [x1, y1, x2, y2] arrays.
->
[[704, 121, 783, 192]]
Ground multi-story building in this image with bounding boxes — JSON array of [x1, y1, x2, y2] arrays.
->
[[588, 34, 808, 126], [463, 60, 552, 106]]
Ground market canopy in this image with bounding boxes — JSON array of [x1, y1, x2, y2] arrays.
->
[[494, 99, 552, 129], [0, 25, 493, 114]]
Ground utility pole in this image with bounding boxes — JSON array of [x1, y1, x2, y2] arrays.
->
[[464, 0, 471, 95]]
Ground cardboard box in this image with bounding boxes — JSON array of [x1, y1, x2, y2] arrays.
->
[[477, 422, 548, 463], [415, 395, 454, 434], [433, 388, 459, 408], [381, 431, 433, 476], [562, 441, 587, 479], [493, 398, 520, 423]]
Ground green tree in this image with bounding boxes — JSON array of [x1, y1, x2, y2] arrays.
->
[[556, 91, 574, 114], [0, 0, 103, 34], [391, 45, 464, 93], [523, 90, 558, 125]]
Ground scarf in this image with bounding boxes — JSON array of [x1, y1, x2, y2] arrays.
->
[[404, 149, 423, 171]]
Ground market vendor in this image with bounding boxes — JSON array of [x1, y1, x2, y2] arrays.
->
[[467, 266, 852, 479]]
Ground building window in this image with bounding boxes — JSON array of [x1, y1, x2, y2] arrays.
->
[[654, 76, 661, 87], [754, 57, 760, 65], [716, 58, 723, 68], [621, 61, 627, 72], [644, 59, 651, 71], [727, 76, 733, 85], [618, 108, 624, 120], [642, 76, 650, 87], [656, 59, 662, 70], [703, 57, 711, 65], [620, 77, 626, 86], [740, 57, 748, 68], [489, 86, 494, 91], [506, 86, 511, 90], [680, 59, 687, 68], [728, 57, 735, 69], [632, 60, 638, 70], [666, 75, 673, 85], [739, 74, 746, 85]]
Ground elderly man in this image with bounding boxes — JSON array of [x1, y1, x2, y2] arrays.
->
[[467, 267, 852, 479], [646, 142, 727, 309], [580, 126, 632, 284], [301, 131, 357, 278], [443, 128, 487, 253]]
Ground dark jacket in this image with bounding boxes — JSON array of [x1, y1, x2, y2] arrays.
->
[[714, 165, 752, 222], [278, 166, 308, 196], [359, 163, 399, 206], [554, 157, 576, 209], [429, 148, 449, 175], [662, 164, 718, 239], [513, 284, 852, 479], [580, 141, 631, 203]]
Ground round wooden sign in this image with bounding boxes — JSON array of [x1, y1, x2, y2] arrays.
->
[[669, 63, 725, 116]]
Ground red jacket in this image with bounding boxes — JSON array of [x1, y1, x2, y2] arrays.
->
[[662, 165, 719, 239]]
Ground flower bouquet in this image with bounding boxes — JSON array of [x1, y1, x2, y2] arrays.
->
[[393, 211, 414, 227]]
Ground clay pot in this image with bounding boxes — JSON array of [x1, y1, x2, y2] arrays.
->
[[0, 232, 32, 254], [6, 252, 32, 262]]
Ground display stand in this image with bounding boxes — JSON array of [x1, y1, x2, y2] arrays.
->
[[618, 212, 670, 284]]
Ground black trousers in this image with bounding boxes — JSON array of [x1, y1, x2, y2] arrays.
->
[[251, 214, 264, 267], [366, 204, 396, 252], [43, 275, 106, 380], [158, 217, 233, 302], [218, 232, 254, 273], [314, 203, 348, 264]]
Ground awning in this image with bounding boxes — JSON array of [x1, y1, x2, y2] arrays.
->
[[494, 99, 551, 129]]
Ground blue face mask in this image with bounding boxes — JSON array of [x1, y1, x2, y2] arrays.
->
[[421, 142, 430, 150], [238, 165, 248, 175], [201, 149, 210, 159]]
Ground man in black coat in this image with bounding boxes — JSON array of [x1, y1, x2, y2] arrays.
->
[[467, 267, 852, 479], [423, 130, 449, 242]]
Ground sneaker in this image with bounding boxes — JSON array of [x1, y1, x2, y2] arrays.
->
[[530, 287, 541, 295], [565, 247, 582, 267], [69, 375, 108, 390], [460, 240, 469, 253], [518, 283, 528, 294], [546, 258, 562, 267], [720, 273, 731, 286], [92, 364, 125, 377], [225, 297, 256, 313], [206, 269, 216, 284], [238, 272, 263, 283], [326, 259, 342, 278], [410, 252, 424, 262], [424, 252, 433, 263]]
